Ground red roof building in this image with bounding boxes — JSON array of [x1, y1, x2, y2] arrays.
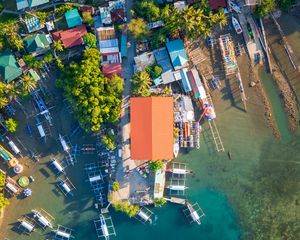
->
[[208, 0, 227, 9], [111, 8, 126, 22], [81, 6, 95, 15], [102, 63, 122, 77], [187, 0, 226, 9], [130, 97, 174, 161], [52, 25, 87, 49]]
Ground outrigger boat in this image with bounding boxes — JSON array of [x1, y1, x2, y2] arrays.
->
[[166, 168, 193, 174], [166, 185, 188, 191], [183, 202, 206, 225], [232, 16, 243, 35]]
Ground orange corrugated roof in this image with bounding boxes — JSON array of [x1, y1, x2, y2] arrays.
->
[[130, 97, 173, 160]]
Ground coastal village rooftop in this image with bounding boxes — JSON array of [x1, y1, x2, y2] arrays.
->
[[130, 97, 174, 161]]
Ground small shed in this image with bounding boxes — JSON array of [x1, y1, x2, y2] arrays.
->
[[187, 68, 206, 100], [65, 9, 82, 28], [25, 17, 42, 33], [29, 69, 40, 81], [102, 63, 122, 77], [99, 7, 112, 25]]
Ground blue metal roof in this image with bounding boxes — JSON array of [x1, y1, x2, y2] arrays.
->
[[180, 69, 192, 93], [65, 9, 82, 28], [166, 39, 188, 70]]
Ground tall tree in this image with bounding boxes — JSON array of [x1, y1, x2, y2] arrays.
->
[[52, 39, 64, 52], [128, 18, 150, 41], [21, 74, 37, 93], [131, 71, 152, 97]]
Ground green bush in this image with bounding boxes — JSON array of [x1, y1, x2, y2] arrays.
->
[[83, 33, 97, 48], [146, 64, 163, 79], [5, 118, 18, 133], [112, 181, 120, 191], [55, 5, 74, 17], [43, 51, 53, 63], [23, 54, 43, 69], [112, 201, 140, 218], [154, 198, 167, 207], [148, 160, 163, 172]]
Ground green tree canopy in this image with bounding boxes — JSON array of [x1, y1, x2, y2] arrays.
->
[[21, 74, 37, 93], [43, 51, 53, 63], [57, 48, 123, 132], [112, 201, 140, 218], [148, 160, 164, 172], [23, 54, 43, 69], [52, 39, 64, 52], [131, 71, 152, 97], [83, 33, 97, 49], [154, 198, 167, 207], [82, 11, 94, 25], [134, 0, 161, 22], [5, 118, 18, 132], [112, 181, 120, 191], [128, 18, 150, 41], [254, 0, 275, 18]]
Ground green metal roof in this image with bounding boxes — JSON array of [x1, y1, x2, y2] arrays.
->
[[24, 33, 49, 54], [166, 39, 188, 69], [65, 9, 82, 28], [0, 50, 22, 83]]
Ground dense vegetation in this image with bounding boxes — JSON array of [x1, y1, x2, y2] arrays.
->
[[57, 48, 124, 132], [0, 17, 23, 52], [83, 33, 97, 49], [0, 171, 9, 210], [112, 201, 140, 218], [129, 0, 227, 47], [254, 0, 295, 18]]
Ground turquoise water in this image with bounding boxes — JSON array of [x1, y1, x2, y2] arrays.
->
[[107, 189, 240, 240]]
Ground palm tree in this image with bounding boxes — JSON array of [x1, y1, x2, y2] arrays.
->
[[0, 96, 8, 108], [216, 9, 227, 29], [6, 82, 21, 102], [131, 71, 152, 97], [21, 74, 37, 93], [52, 39, 64, 52]]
